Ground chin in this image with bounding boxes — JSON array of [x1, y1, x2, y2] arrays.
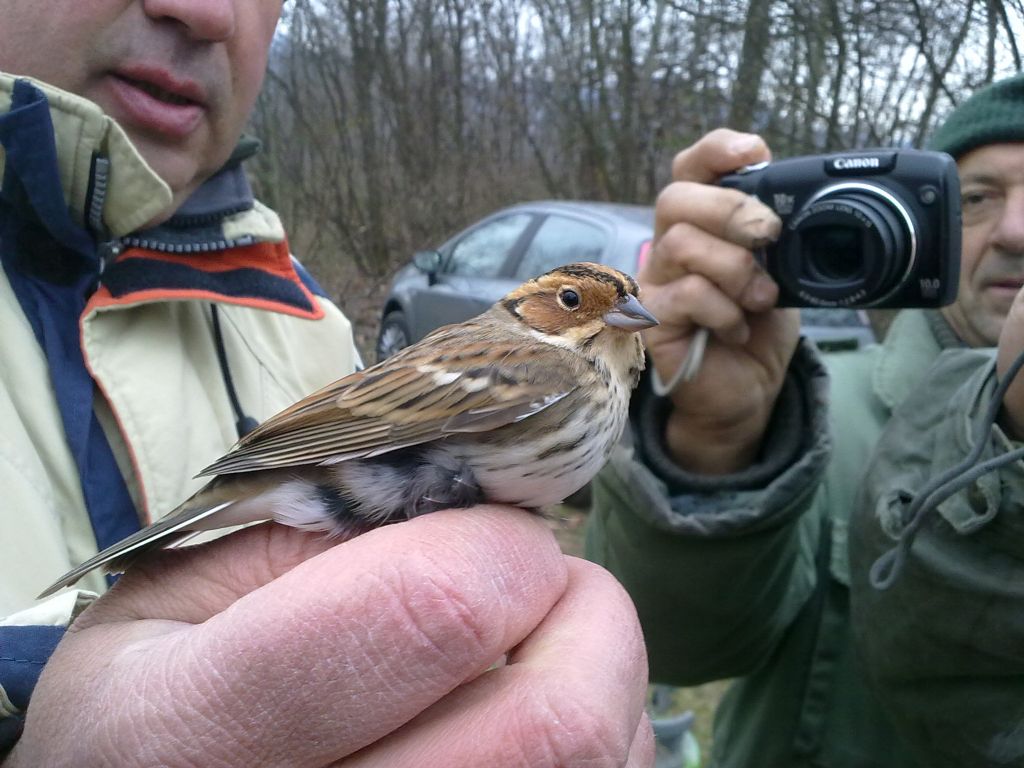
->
[[941, 305, 997, 348], [974, 317, 1005, 348], [129, 135, 208, 196]]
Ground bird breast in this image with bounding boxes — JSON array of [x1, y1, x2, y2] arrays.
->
[[446, 360, 633, 509]]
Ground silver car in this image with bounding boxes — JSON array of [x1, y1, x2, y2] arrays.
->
[[375, 200, 655, 361]]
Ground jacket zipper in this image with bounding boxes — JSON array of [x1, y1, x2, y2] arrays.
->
[[118, 233, 257, 254]]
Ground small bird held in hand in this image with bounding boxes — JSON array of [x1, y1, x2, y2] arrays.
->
[[40, 262, 657, 598]]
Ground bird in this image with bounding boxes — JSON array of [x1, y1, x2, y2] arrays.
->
[[40, 262, 657, 598]]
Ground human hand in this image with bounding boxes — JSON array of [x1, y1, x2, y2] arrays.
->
[[997, 287, 1024, 439], [642, 128, 800, 473], [8, 509, 652, 768]]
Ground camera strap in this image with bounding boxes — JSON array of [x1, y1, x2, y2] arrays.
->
[[869, 345, 1024, 589], [650, 327, 710, 396]]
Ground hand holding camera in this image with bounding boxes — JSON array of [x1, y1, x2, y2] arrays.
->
[[639, 129, 800, 475], [641, 130, 961, 476]]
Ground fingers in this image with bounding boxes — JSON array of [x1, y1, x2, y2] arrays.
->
[[62, 508, 571, 767], [645, 271, 750, 347], [670, 128, 771, 184], [640, 226, 779, 351], [338, 558, 651, 768], [997, 289, 1024, 438], [642, 131, 782, 352], [648, 216, 776, 307], [626, 713, 657, 768], [654, 180, 781, 251]]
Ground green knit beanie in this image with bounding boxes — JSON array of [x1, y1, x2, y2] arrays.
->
[[928, 73, 1024, 159]]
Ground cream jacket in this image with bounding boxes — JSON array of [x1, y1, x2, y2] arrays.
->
[[0, 76, 356, 634]]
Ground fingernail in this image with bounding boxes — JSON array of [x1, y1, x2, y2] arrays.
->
[[747, 274, 777, 308], [746, 217, 781, 248], [729, 135, 762, 157]]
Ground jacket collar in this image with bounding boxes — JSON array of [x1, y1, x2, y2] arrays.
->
[[0, 73, 172, 237], [0, 74, 280, 247], [0, 75, 319, 319], [873, 309, 965, 410]]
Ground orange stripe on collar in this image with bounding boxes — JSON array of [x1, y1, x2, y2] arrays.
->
[[85, 240, 325, 320]]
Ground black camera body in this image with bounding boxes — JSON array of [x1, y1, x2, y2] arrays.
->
[[720, 149, 961, 308]]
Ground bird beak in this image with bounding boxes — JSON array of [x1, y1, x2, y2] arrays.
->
[[604, 294, 659, 330]]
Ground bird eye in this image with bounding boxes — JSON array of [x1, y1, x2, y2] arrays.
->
[[560, 289, 581, 309]]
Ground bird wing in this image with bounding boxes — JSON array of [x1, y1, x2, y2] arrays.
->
[[199, 323, 579, 477]]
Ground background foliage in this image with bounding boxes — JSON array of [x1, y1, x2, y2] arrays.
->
[[247, 0, 1023, 353]]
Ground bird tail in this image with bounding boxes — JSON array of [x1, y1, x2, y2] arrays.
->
[[36, 498, 236, 600]]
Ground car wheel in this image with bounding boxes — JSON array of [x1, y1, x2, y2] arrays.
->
[[376, 310, 411, 362]]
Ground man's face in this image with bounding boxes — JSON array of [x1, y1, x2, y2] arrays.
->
[[942, 143, 1024, 347], [0, 0, 283, 214]]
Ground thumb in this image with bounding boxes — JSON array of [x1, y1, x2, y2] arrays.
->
[[997, 289, 1024, 438]]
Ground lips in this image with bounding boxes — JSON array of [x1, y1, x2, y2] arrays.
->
[[120, 76, 196, 107], [988, 277, 1024, 291], [104, 66, 207, 140], [983, 277, 1024, 307]]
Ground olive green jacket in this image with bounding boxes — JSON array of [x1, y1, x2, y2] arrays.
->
[[586, 310, 956, 768], [849, 348, 1024, 767]]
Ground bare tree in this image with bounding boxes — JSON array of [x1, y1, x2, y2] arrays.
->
[[246, 0, 1023, 350], [728, 0, 774, 130]]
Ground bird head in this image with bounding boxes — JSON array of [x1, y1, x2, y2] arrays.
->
[[500, 262, 658, 345]]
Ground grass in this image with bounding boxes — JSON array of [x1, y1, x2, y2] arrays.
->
[[548, 503, 729, 762]]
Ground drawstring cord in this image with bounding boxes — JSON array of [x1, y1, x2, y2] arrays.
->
[[870, 345, 1024, 589], [210, 303, 259, 439]]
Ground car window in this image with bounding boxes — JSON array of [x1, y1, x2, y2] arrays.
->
[[447, 213, 534, 277], [514, 215, 607, 279]]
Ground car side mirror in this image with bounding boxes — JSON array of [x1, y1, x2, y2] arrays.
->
[[412, 250, 443, 284]]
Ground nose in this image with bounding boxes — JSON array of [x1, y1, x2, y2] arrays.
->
[[992, 185, 1024, 255], [142, 0, 236, 42]]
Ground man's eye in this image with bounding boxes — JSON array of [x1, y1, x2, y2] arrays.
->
[[962, 191, 991, 207], [960, 188, 1003, 223]]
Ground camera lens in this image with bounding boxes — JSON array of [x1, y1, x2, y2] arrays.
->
[[802, 226, 863, 281], [780, 183, 915, 307]]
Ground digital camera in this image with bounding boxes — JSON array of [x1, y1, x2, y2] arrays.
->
[[719, 149, 961, 308]]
